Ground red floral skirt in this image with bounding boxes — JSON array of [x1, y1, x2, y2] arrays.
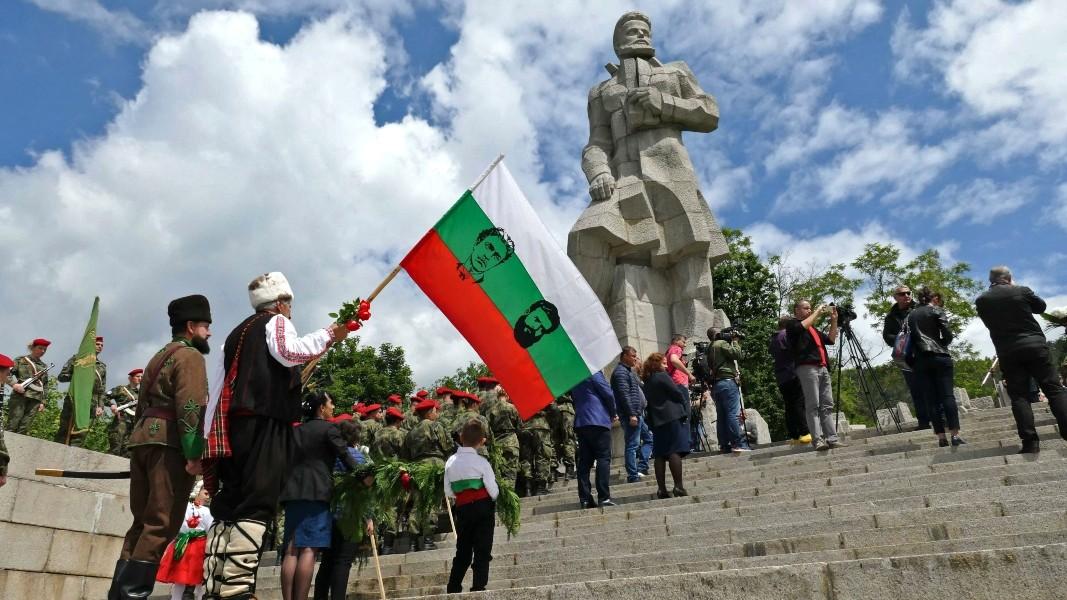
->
[[157, 535, 206, 585]]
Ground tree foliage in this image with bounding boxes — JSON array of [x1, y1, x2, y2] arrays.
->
[[316, 338, 415, 414], [433, 361, 490, 394]]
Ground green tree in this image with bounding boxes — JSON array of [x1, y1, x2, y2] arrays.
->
[[768, 255, 862, 314], [316, 338, 415, 414], [433, 361, 489, 393], [712, 229, 785, 439], [24, 386, 109, 453]]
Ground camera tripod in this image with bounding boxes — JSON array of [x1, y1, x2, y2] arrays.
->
[[832, 322, 903, 434]]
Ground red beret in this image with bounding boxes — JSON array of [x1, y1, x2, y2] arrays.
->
[[331, 413, 354, 423], [387, 394, 402, 404], [128, 368, 144, 377], [454, 390, 481, 404], [476, 376, 499, 385], [435, 387, 452, 396], [385, 407, 405, 421], [32, 338, 51, 347], [353, 403, 367, 416], [360, 403, 382, 418], [96, 336, 104, 342], [415, 390, 429, 398], [414, 399, 439, 412], [0, 354, 14, 369]]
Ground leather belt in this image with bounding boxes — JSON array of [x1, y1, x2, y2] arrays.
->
[[142, 407, 177, 421]]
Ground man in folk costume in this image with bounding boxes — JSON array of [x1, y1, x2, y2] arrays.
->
[[108, 294, 213, 600], [203, 272, 349, 600]]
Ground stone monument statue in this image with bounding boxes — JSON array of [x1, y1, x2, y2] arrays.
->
[[568, 10, 729, 359]]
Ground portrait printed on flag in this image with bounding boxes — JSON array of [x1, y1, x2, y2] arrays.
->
[[457, 226, 516, 283], [513, 299, 561, 348]]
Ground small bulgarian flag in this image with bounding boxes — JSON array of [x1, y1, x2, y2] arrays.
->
[[401, 159, 619, 419]]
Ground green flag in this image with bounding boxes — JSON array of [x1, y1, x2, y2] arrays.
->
[[71, 297, 100, 429]]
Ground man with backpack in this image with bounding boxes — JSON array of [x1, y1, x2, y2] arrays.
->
[[882, 285, 930, 430]]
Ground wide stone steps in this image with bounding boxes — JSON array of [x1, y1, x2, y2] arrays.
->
[[242, 405, 1066, 599]]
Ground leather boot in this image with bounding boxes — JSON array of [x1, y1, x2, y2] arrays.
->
[[422, 536, 437, 551], [107, 559, 127, 600], [381, 532, 395, 555], [118, 560, 158, 599], [564, 465, 575, 482]]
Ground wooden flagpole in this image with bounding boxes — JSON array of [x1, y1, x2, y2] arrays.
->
[[444, 497, 458, 539], [368, 529, 388, 600]]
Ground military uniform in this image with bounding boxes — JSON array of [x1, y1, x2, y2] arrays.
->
[[551, 395, 577, 480], [55, 354, 107, 447], [6, 354, 50, 434], [450, 408, 492, 454], [519, 408, 556, 496], [0, 353, 13, 478], [361, 418, 382, 448], [404, 414, 453, 549], [485, 396, 522, 488], [106, 383, 140, 457], [372, 424, 406, 459]]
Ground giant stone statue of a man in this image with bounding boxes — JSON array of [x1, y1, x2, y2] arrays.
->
[[568, 11, 729, 359]]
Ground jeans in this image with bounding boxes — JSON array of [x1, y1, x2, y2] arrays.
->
[[795, 364, 839, 444], [913, 353, 959, 434], [901, 368, 931, 427], [622, 415, 652, 481], [711, 379, 750, 451], [575, 426, 612, 505], [999, 345, 1067, 445]]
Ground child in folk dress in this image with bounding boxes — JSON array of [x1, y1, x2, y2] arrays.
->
[[157, 481, 213, 600], [443, 418, 499, 593]]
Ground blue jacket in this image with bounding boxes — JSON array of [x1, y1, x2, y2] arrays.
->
[[610, 362, 645, 418], [572, 372, 617, 429]]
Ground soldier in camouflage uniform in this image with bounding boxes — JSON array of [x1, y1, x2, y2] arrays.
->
[[1, 354, 14, 486], [475, 376, 500, 416], [551, 394, 577, 482], [105, 368, 142, 457], [400, 393, 424, 433], [485, 387, 522, 489], [5, 338, 52, 434], [449, 391, 492, 454], [437, 388, 462, 434], [519, 406, 556, 496], [372, 406, 408, 555], [360, 402, 383, 447], [55, 336, 107, 448], [404, 399, 454, 550]]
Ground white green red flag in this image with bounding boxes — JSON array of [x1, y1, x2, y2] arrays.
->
[[401, 159, 619, 419]]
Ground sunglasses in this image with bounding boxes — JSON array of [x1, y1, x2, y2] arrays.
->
[[895, 291, 911, 296]]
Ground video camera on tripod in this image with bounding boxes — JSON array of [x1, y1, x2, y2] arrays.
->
[[828, 302, 858, 328]]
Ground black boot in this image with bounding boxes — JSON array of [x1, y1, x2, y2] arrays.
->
[[118, 560, 158, 599], [422, 536, 437, 550], [107, 559, 127, 600], [381, 532, 395, 555], [564, 465, 575, 482], [534, 481, 550, 496]]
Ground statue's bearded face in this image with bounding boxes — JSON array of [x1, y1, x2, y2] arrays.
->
[[615, 19, 655, 59]]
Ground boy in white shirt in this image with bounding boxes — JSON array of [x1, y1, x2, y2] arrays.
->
[[443, 418, 499, 593]]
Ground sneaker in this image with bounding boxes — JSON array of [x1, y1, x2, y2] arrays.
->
[[951, 435, 966, 446], [798, 434, 813, 444], [580, 500, 596, 509], [599, 499, 617, 507], [671, 487, 688, 497], [1018, 444, 1040, 455], [827, 440, 848, 449], [938, 438, 950, 447], [814, 439, 830, 451], [636, 472, 647, 479], [732, 447, 753, 454]]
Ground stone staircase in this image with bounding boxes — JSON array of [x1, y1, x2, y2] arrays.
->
[[248, 404, 1067, 599]]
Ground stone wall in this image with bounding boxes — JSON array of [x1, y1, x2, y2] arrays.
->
[[0, 432, 131, 600]]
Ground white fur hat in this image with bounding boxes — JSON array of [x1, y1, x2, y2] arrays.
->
[[189, 479, 204, 500], [248, 272, 294, 309]]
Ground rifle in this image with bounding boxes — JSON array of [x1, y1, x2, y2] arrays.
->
[[112, 400, 137, 417], [16, 362, 54, 392]]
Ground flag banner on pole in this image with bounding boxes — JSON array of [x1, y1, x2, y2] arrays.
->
[[71, 296, 100, 429], [401, 160, 619, 419]]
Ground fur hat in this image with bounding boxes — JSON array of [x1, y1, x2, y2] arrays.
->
[[168, 295, 212, 328], [248, 272, 294, 310], [189, 479, 204, 500]]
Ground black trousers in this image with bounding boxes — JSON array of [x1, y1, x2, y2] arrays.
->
[[313, 521, 360, 600], [575, 426, 612, 505], [914, 353, 960, 434], [211, 416, 295, 523], [777, 377, 810, 439], [446, 498, 495, 593], [901, 368, 932, 427], [1000, 345, 1067, 445]]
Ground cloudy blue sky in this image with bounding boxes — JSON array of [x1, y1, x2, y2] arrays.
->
[[2, 0, 1064, 384]]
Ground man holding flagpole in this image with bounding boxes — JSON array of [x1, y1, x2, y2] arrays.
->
[[55, 335, 107, 447], [202, 272, 349, 600]]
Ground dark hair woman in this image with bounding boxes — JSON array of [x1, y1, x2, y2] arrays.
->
[[279, 392, 363, 600], [907, 287, 965, 447], [642, 352, 691, 499]]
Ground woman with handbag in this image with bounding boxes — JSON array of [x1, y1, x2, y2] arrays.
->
[[907, 287, 966, 447], [642, 352, 691, 498]]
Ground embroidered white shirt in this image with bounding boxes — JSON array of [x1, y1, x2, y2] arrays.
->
[[443, 446, 499, 501]]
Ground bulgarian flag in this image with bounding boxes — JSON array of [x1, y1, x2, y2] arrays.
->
[[401, 159, 619, 419]]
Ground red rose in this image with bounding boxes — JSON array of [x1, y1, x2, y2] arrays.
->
[[345, 320, 361, 331], [400, 471, 412, 491]]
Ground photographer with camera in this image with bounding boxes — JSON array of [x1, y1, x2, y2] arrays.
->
[[786, 300, 845, 451], [704, 326, 752, 454], [882, 285, 930, 431]]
